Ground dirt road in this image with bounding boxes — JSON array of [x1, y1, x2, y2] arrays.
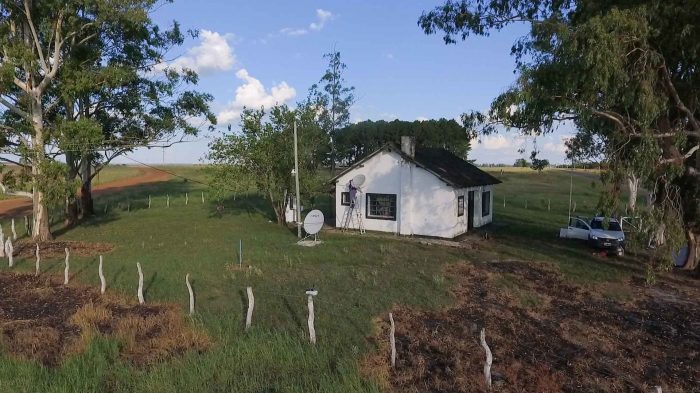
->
[[0, 167, 170, 218]]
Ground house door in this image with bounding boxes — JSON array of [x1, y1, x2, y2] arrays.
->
[[467, 191, 475, 230]]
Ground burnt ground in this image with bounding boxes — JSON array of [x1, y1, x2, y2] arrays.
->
[[364, 261, 700, 393], [11, 240, 114, 259], [0, 272, 209, 367]]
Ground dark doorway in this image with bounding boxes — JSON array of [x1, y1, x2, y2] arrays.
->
[[467, 191, 475, 230]]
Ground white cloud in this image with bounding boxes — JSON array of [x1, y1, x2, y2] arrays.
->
[[217, 69, 297, 125], [310, 9, 333, 31], [163, 30, 235, 74], [478, 134, 513, 150], [281, 9, 334, 36]]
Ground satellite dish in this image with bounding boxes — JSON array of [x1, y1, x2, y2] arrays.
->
[[303, 210, 325, 235], [351, 174, 366, 187]]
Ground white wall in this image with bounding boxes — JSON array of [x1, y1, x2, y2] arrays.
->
[[335, 150, 463, 237]]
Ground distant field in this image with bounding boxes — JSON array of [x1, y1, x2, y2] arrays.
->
[[0, 166, 694, 392]]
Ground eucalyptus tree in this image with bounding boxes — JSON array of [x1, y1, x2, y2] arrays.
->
[[419, 1, 700, 270], [308, 51, 355, 174], [0, 0, 215, 234]]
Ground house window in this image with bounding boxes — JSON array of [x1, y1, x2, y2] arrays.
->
[[482, 191, 491, 216], [457, 195, 465, 217], [366, 193, 397, 220], [341, 192, 351, 206]]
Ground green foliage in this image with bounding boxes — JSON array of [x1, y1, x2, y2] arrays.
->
[[308, 51, 356, 167], [207, 104, 326, 223], [420, 0, 700, 269], [335, 118, 471, 164], [514, 158, 529, 167]]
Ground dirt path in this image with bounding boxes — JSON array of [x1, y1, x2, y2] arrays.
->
[[0, 167, 170, 218]]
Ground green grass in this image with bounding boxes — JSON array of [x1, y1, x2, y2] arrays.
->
[[0, 167, 642, 392], [91, 165, 143, 186]]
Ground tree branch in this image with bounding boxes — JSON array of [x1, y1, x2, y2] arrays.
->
[[0, 156, 29, 167], [0, 96, 30, 119], [37, 10, 64, 94], [660, 144, 699, 164], [660, 64, 700, 133], [23, 0, 49, 73]]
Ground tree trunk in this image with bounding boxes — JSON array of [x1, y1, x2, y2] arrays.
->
[[64, 152, 79, 227], [627, 173, 639, 213], [681, 229, 699, 271], [30, 99, 53, 241], [80, 157, 94, 216]]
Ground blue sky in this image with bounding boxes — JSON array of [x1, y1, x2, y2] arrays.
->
[[117, 0, 573, 165]]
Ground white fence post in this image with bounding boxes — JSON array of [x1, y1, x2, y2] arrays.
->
[[137, 262, 145, 304], [148, 195, 152, 209], [64, 248, 70, 285], [167, 195, 170, 208], [24, 215, 29, 235], [185, 193, 189, 205], [201, 191, 204, 204], [389, 312, 396, 368], [99, 255, 106, 294], [548, 199, 551, 211], [245, 287, 254, 331], [0, 230, 4, 258], [306, 289, 318, 344], [11, 218, 16, 240], [480, 328, 493, 390], [186, 273, 194, 315], [35, 243, 40, 276], [5, 238, 13, 267]]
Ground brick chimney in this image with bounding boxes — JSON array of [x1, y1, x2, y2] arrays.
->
[[401, 136, 415, 158]]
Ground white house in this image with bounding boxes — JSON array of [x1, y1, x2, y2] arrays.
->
[[331, 136, 501, 238]]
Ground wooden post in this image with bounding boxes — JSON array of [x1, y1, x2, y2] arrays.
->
[[99, 256, 106, 294], [24, 215, 29, 235], [572, 201, 577, 213], [245, 287, 254, 331], [35, 243, 40, 276], [306, 289, 318, 344], [294, 120, 302, 239], [64, 248, 70, 285], [5, 238, 12, 267], [185, 193, 189, 205], [239, 239, 242, 268], [186, 273, 194, 315], [148, 195, 151, 209], [653, 387, 662, 393], [11, 218, 16, 240], [480, 328, 492, 390], [201, 191, 204, 204], [503, 196, 506, 208], [137, 262, 145, 304], [548, 199, 551, 211], [104, 202, 109, 214], [0, 230, 4, 258], [167, 195, 170, 208], [389, 312, 396, 368]]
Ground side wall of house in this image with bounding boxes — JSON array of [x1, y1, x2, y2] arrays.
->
[[400, 163, 459, 238]]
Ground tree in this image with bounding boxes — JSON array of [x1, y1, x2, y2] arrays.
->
[[207, 103, 325, 225], [0, 0, 215, 233], [514, 158, 529, 168], [308, 51, 355, 173], [419, 1, 700, 271], [56, 23, 215, 224], [335, 118, 470, 165]]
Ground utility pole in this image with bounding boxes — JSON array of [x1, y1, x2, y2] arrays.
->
[[294, 120, 302, 239]]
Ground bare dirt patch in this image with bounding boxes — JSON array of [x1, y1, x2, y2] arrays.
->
[[0, 272, 209, 367], [12, 240, 114, 259], [363, 261, 700, 392]]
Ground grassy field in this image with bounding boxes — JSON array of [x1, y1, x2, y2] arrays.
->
[[0, 166, 645, 392]]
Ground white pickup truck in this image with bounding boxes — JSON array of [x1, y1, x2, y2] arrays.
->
[[559, 216, 626, 255]]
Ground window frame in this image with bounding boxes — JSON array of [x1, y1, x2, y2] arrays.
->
[[365, 193, 397, 221], [340, 192, 351, 206], [457, 195, 465, 217], [481, 191, 491, 217]]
